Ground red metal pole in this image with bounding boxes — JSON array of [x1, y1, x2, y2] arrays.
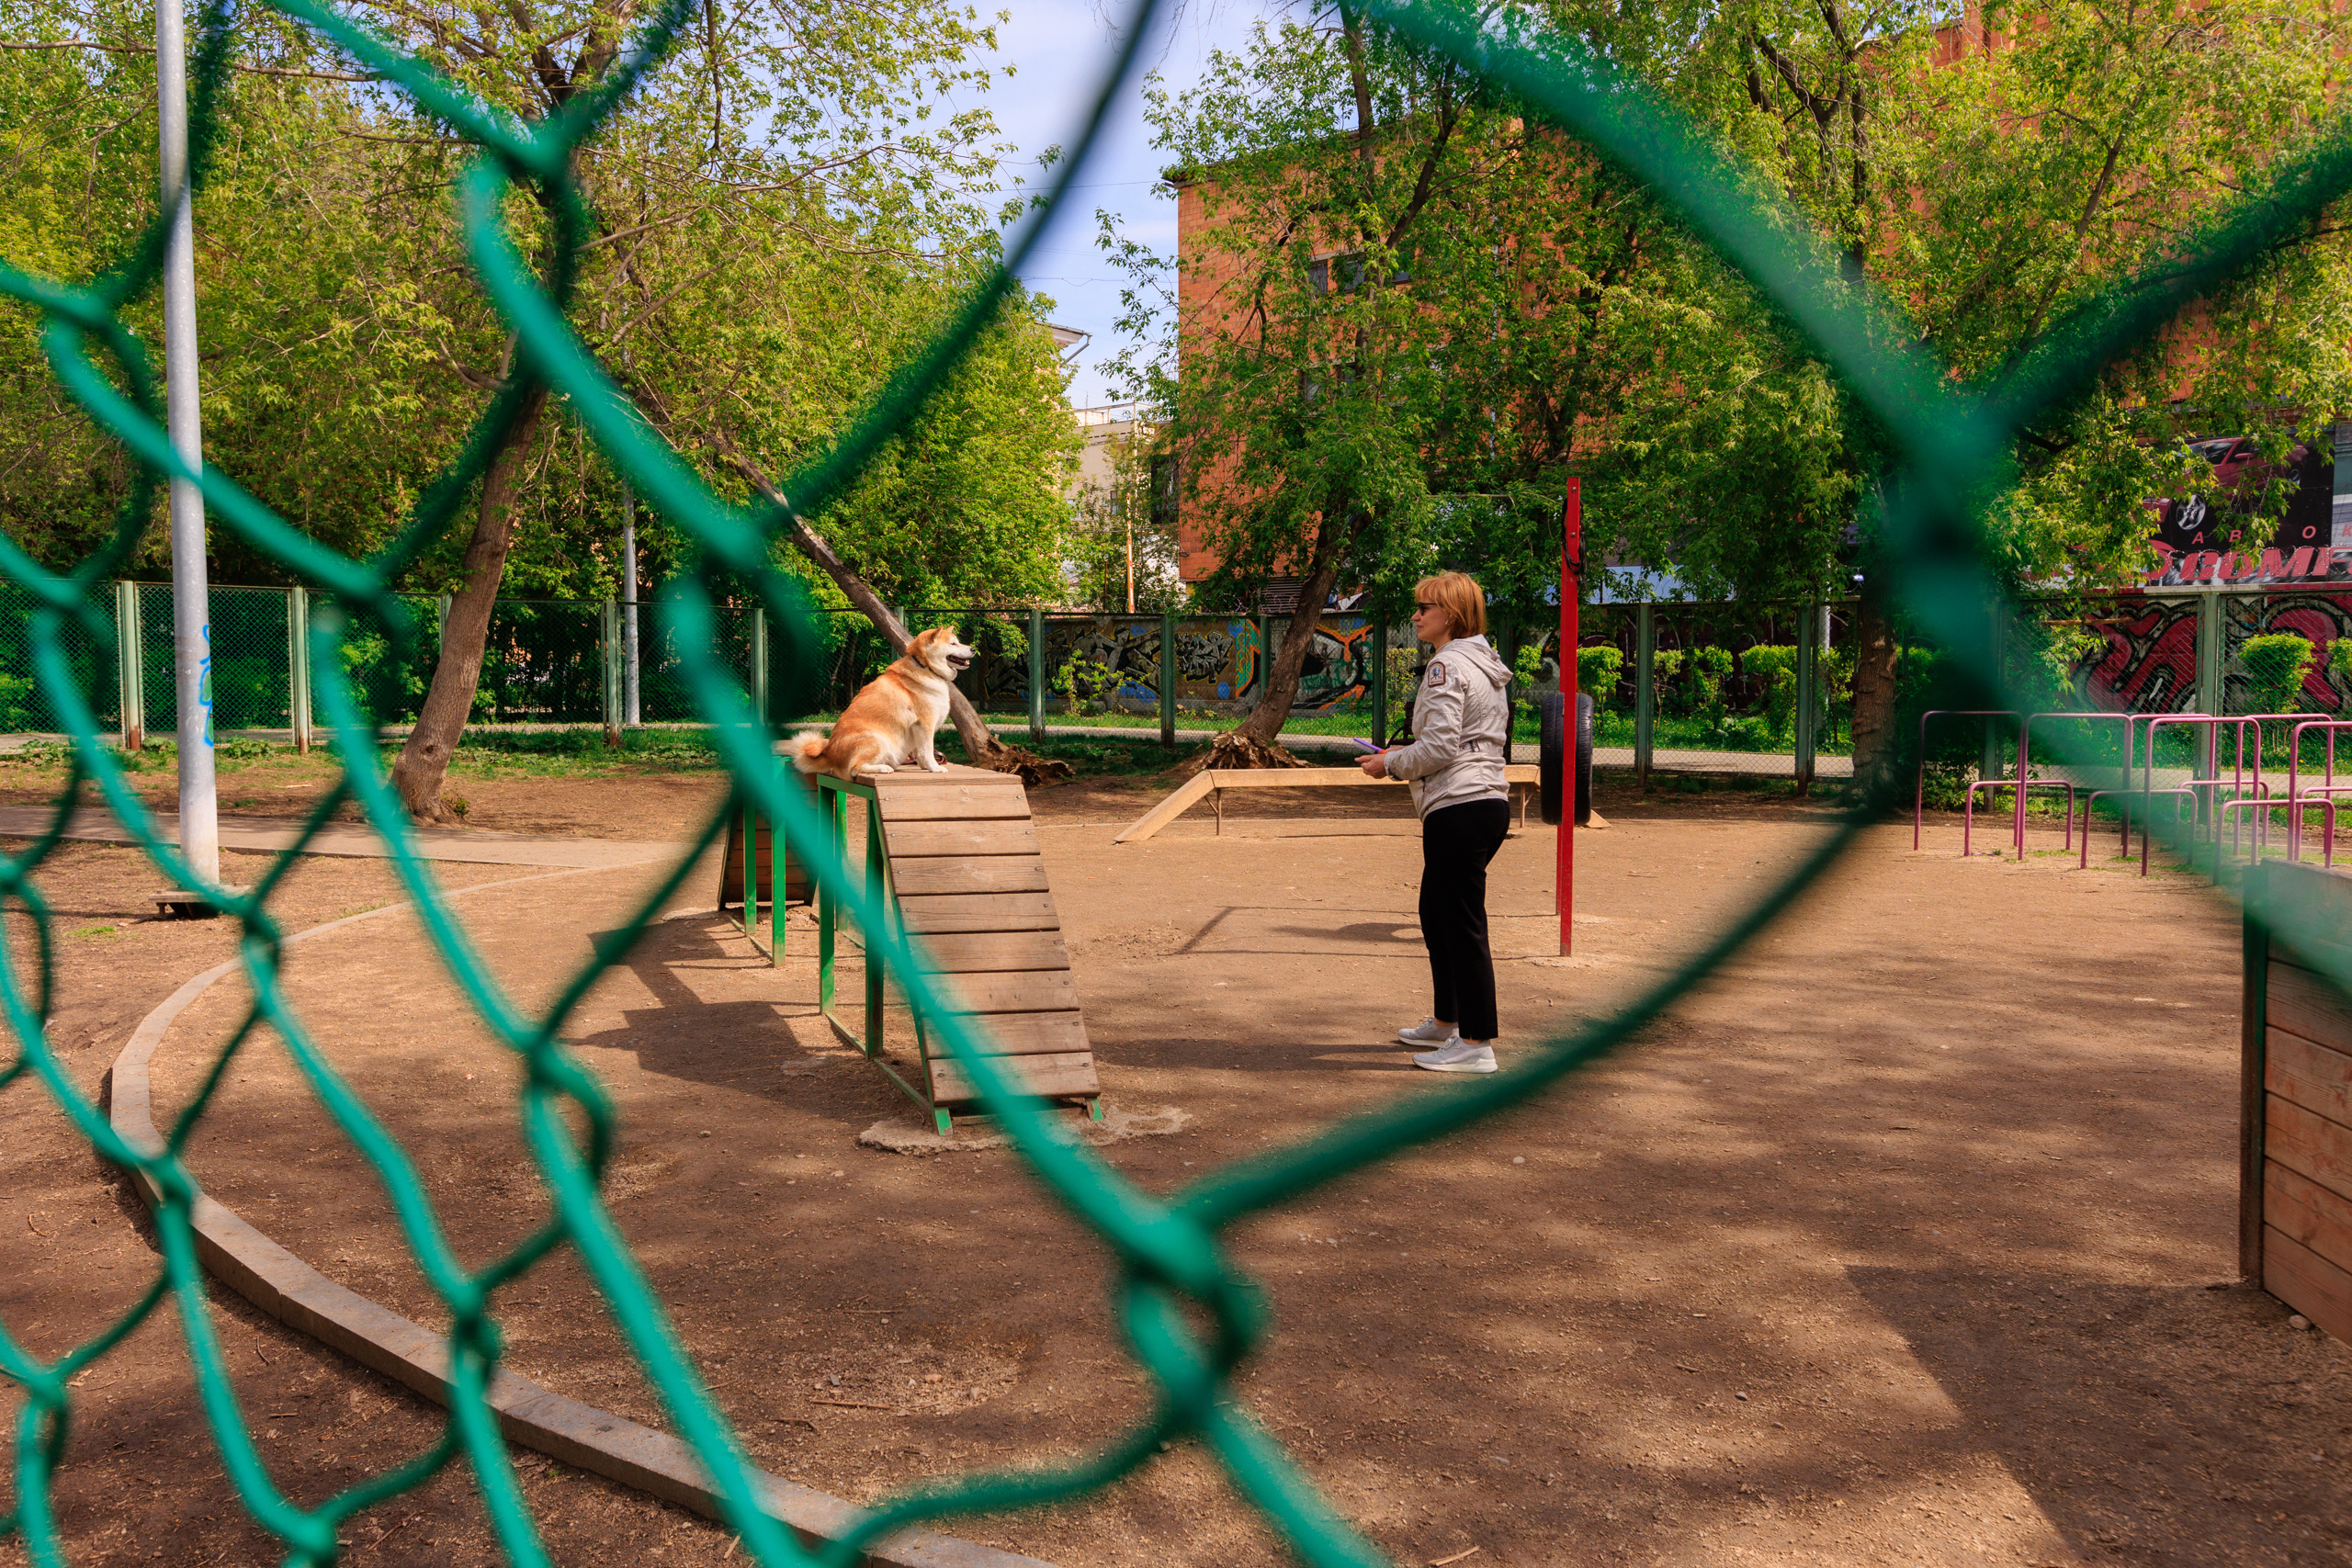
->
[[1560, 479, 1579, 957]]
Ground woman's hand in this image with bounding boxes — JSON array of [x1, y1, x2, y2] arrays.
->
[[1357, 750, 1389, 778]]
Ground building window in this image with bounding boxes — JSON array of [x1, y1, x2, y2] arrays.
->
[[1309, 252, 1366, 296], [1150, 452, 1180, 535]]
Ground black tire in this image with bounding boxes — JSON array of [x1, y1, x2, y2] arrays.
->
[[1576, 691, 1594, 827], [1538, 692, 1565, 825]]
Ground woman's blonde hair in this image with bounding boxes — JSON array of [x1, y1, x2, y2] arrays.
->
[[1413, 571, 1487, 640]]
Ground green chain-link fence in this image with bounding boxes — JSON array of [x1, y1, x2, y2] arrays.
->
[[10, 0, 2352, 1563]]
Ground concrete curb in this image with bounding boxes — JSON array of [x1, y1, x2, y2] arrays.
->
[[107, 866, 1053, 1568]]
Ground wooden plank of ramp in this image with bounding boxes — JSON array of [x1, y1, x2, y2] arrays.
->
[[889, 857, 1053, 897], [897, 891, 1062, 934], [868, 766, 1099, 1114], [928, 1051, 1098, 1105]]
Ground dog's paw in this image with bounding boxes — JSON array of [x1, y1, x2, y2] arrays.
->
[[858, 762, 896, 775], [921, 758, 946, 773]]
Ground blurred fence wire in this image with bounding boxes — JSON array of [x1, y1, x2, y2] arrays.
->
[[8, 0, 2352, 1564]]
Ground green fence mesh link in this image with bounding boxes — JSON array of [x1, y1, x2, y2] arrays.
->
[[9, 0, 2352, 1564]]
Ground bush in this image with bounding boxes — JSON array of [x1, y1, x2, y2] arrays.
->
[[1055, 652, 1125, 717], [1706, 713, 1773, 751], [0, 671, 35, 732], [2242, 632, 2318, 715], [1743, 646, 1799, 738], [1688, 646, 1734, 722], [1652, 649, 1686, 712], [1577, 645, 1624, 711]]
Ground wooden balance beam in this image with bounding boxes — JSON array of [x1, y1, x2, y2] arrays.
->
[[1114, 763, 1544, 845], [738, 761, 1100, 1134]]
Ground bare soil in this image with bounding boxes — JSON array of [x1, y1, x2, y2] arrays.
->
[[6, 777, 2350, 1568]]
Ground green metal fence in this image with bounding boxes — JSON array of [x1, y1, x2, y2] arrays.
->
[[9, 0, 2352, 1564]]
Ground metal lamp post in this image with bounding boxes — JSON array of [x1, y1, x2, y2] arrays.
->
[[157, 0, 219, 887]]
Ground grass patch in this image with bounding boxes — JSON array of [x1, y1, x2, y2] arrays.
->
[[438, 727, 726, 779]]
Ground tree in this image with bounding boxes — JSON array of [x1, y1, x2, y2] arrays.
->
[[1116, 0, 2352, 788], [1119, 6, 1747, 754], [1066, 420, 1186, 613], [1725, 0, 2352, 791], [0, 0, 1080, 813], [1111, 0, 1845, 748]]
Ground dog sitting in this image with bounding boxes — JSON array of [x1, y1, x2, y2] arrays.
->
[[789, 626, 976, 779]]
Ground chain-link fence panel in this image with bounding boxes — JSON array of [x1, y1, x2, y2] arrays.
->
[[470, 598, 600, 725], [136, 581, 292, 738], [2222, 588, 2352, 716], [0, 582, 117, 737], [638, 598, 754, 724]]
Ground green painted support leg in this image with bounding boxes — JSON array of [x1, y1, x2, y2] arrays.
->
[[769, 793, 786, 966], [864, 796, 885, 1058], [741, 795, 757, 938], [933, 1106, 954, 1135], [818, 788, 842, 1018], [1088, 1097, 1105, 1122]]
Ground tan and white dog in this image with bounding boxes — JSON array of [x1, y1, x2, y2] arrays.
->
[[789, 626, 975, 780]]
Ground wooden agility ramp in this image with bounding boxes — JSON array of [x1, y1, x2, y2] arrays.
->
[[806, 762, 1101, 1133], [1114, 763, 1544, 843]]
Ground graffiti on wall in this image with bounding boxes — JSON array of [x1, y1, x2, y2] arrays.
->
[[2068, 591, 2352, 714], [2070, 600, 2200, 714], [2225, 592, 2352, 711], [1012, 615, 1384, 714]]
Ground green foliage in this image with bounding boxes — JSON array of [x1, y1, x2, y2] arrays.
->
[[1385, 645, 1419, 738], [1743, 646, 1800, 739], [1652, 648, 1687, 707], [2242, 632, 2320, 715], [1577, 646, 1625, 711], [1067, 423, 1188, 613], [1055, 652, 1126, 718], [1511, 642, 1547, 688], [1687, 646, 1734, 723], [0, 672, 35, 733], [0, 0, 1073, 605], [1705, 714, 1775, 751]]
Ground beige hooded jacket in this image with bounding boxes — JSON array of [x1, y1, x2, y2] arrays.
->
[[1382, 635, 1512, 818]]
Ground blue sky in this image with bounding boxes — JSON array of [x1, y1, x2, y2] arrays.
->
[[967, 0, 1283, 407]]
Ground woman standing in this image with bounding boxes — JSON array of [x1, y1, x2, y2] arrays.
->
[[1358, 571, 1513, 1073]]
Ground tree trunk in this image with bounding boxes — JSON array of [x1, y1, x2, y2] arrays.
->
[[1229, 520, 1354, 758], [1848, 573, 1902, 802], [723, 452, 1069, 782], [390, 384, 552, 822]]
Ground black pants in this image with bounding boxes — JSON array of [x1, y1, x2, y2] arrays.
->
[[1419, 797, 1511, 1041]]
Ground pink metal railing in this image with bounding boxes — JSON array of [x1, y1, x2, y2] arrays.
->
[[1915, 709, 2019, 851]]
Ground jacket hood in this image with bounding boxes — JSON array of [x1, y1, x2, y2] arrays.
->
[[1440, 635, 1511, 690]]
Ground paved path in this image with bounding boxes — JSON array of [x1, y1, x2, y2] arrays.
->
[[0, 805, 693, 868]]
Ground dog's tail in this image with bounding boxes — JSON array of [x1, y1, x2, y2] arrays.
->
[[786, 731, 830, 773]]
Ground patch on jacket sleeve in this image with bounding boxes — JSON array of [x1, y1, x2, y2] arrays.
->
[[1425, 661, 1448, 687]]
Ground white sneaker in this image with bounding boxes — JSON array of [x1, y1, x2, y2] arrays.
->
[[1396, 1016, 1459, 1046], [1414, 1040, 1498, 1073]]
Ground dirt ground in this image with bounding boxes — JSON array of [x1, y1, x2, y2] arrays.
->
[[0, 752, 1215, 844], [5, 774, 2350, 1568]]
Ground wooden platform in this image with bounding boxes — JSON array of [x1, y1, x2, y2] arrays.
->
[[2244, 860, 2352, 1344], [831, 764, 1101, 1124], [1114, 763, 1544, 844]]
